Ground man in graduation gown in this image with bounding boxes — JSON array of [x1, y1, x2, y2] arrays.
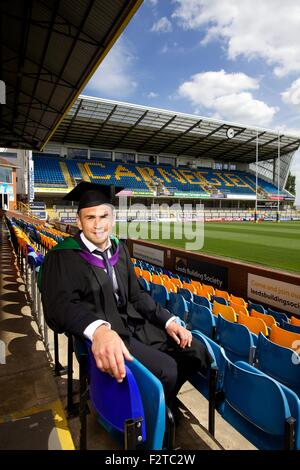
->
[[40, 182, 212, 406]]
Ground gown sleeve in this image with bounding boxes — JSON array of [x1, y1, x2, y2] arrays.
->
[[40, 249, 105, 338]]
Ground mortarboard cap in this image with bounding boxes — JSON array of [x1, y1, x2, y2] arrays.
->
[[63, 182, 124, 211]]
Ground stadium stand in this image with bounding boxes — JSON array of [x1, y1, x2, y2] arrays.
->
[[32, 155, 288, 197]]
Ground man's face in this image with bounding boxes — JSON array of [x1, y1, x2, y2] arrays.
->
[[77, 204, 115, 249]]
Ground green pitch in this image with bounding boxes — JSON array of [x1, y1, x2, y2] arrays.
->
[[116, 221, 300, 273]]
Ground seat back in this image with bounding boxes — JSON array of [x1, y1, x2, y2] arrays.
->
[[291, 316, 300, 327], [230, 294, 247, 307], [189, 301, 216, 338], [248, 302, 266, 314], [178, 287, 193, 302], [255, 333, 300, 397], [150, 283, 169, 307], [215, 289, 230, 301], [220, 350, 295, 449], [167, 292, 188, 321], [268, 308, 288, 325], [251, 309, 276, 328], [86, 345, 146, 445], [213, 302, 237, 322], [270, 324, 300, 349], [281, 320, 300, 334], [238, 312, 268, 336], [127, 358, 166, 450], [217, 314, 256, 363], [193, 294, 212, 310]]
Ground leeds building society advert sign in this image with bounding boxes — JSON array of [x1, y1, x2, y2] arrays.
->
[[248, 273, 300, 315]]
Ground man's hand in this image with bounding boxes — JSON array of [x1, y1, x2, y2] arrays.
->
[[92, 325, 133, 382], [166, 320, 192, 348]]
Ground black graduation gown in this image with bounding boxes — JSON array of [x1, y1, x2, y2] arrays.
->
[[41, 234, 174, 348], [41, 234, 212, 371]]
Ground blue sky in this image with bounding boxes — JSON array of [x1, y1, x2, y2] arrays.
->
[[84, 0, 300, 204]]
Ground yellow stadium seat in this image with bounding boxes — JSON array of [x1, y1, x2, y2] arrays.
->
[[212, 302, 237, 323], [230, 294, 247, 307], [201, 284, 215, 296], [270, 324, 300, 349], [182, 282, 197, 294], [215, 289, 230, 301], [238, 313, 268, 337], [190, 280, 202, 290], [134, 266, 142, 277], [230, 302, 249, 316], [141, 270, 152, 283], [170, 278, 183, 289], [251, 310, 276, 328], [291, 316, 300, 326], [152, 274, 163, 285], [160, 274, 170, 282], [163, 280, 177, 293]]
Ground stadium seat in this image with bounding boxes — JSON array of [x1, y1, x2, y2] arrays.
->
[[269, 324, 300, 349], [280, 320, 300, 335], [215, 289, 230, 301], [254, 333, 300, 398], [178, 287, 193, 302], [218, 349, 300, 449], [230, 294, 247, 307], [188, 302, 216, 338], [216, 315, 257, 363], [213, 302, 237, 323], [150, 283, 169, 308], [167, 293, 189, 322], [189, 330, 225, 436], [238, 312, 268, 337], [251, 309, 276, 328], [268, 308, 289, 326], [85, 341, 146, 449], [248, 302, 266, 314], [193, 294, 212, 310], [291, 316, 300, 327]]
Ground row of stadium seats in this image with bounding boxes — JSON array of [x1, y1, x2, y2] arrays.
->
[[32, 155, 287, 196]]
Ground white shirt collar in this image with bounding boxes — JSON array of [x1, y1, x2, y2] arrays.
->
[[80, 232, 112, 253]]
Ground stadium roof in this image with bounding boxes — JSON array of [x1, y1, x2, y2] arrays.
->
[[0, 0, 142, 150], [51, 95, 300, 163]]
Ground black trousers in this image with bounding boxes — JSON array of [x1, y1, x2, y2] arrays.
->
[[128, 336, 211, 405]]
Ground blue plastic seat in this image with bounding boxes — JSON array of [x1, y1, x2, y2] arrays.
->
[[188, 302, 216, 338], [218, 349, 300, 449], [268, 308, 288, 326], [248, 302, 266, 314], [216, 314, 257, 363], [189, 330, 225, 435], [127, 358, 166, 450], [212, 296, 228, 305], [178, 287, 193, 302], [193, 294, 212, 310], [138, 277, 150, 292], [255, 333, 300, 398], [281, 319, 300, 334], [87, 346, 146, 447], [150, 283, 169, 307], [85, 340, 168, 450], [167, 293, 189, 321]]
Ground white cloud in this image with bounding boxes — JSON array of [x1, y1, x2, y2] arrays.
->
[[147, 91, 159, 98], [178, 70, 277, 126], [282, 79, 300, 106], [84, 39, 137, 98], [172, 0, 300, 77], [147, 0, 158, 5], [151, 17, 172, 33]]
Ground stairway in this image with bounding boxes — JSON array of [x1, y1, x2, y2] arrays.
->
[[77, 162, 91, 182], [59, 161, 74, 189]]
